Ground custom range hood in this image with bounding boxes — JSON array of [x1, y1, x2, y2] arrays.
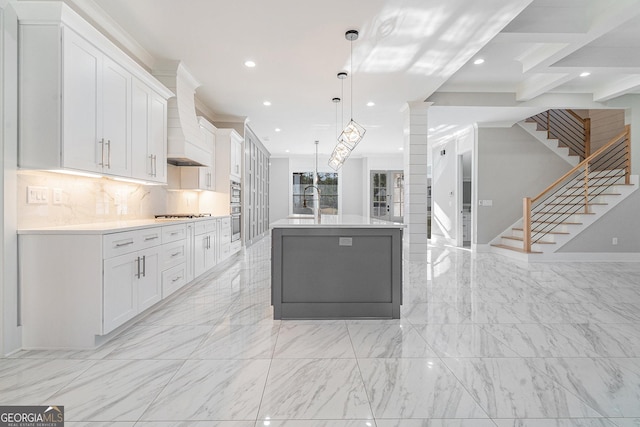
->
[[153, 61, 212, 167]]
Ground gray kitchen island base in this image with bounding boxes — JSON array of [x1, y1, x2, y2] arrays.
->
[[271, 223, 403, 319]]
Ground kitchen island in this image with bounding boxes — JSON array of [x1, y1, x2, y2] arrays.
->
[[271, 215, 403, 319]]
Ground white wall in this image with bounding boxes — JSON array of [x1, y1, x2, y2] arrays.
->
[[431, 138, 458, 240], [558, 189, 640, 253], [1, 2, 19, 355], [269, 157, 289, 223], [476, 125, 572, 244], [340, 158, 363, 215], [430, 127, 474, 243]]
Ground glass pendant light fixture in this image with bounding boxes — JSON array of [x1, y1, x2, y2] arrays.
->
[[328, 30, 365, 170]]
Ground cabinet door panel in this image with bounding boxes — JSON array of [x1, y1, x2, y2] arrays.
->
[[137, 249, 161, 312], [194, 234, 208, 278], [102, 56, 131, 176], [131, 80, 150, 179], [62, 30, 102, 173], [150, 92, 167, 182], [103, 253, 137, 334]]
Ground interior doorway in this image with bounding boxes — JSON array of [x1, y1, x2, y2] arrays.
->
[[370, 170, 404, 222], [457, 152, 472, 247]]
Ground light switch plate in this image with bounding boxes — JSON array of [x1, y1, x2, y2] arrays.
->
[[27, 186, 48, 204]]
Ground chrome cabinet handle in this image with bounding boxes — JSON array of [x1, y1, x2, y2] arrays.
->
[[104, 139, 111, 169], [145, 236, 159, 241], [152, 154, 157, 177], [98, 138, 105, 166], [171, 251, 181, 257], [115, 240, 134, 247], [141, 255, 146, 277], [172, 276, 182, 283], [135, 256, 141, 279]]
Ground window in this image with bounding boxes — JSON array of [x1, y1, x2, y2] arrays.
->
[[292, 172, 338, 214]]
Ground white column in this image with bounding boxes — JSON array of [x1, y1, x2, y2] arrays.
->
[[402, 101, 431, 261]]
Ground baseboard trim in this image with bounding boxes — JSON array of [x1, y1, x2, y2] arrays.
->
[[531, 252, 640, 262]]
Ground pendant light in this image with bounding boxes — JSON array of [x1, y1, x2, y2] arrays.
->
[[338, 29, 366, 150], [328, 96, 343, 170], [329, 72, 350, 170]]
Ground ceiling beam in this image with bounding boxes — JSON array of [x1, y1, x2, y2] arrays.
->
[[516, 73, 573, 101], [594, 75, 640, 102]]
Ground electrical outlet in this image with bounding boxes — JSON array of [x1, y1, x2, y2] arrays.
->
[[27, 186, 48, 204], [53, 188, 62, 205], [612, 237, 618, 245]]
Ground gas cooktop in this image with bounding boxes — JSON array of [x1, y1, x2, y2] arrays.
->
[[155, 213, 212, 219]]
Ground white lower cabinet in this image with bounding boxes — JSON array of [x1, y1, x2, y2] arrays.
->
[[19, 217, 237, 349], [218, 217, 232, 263], [195, 220, 217, 278], [103, 247, 160, 334]]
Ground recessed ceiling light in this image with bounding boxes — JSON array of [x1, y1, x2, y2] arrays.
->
[[244, 60, 256, 68], [398, 147, 404, 151], [367, 101, 375, 107], [580, 71, 591, 77], [263, 101, 271, 106], [473, 58, 485, 65], [285, 149, 290, 153], [275, 128, 281, 132]]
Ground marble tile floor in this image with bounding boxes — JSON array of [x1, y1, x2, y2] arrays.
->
[[3, 237, 640, 426]]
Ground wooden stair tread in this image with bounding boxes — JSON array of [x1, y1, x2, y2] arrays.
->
[[502, 236, 555, 244], [512, 228, 569, 235], [491, 244, 542, 254]]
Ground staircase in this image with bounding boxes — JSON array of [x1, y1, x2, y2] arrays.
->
[[491, 124, 636, 260], [518, 109, 591, 167]]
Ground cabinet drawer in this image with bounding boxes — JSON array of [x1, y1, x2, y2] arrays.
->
[[220, 217, 231, 230], [138, 228, 162, 250], [161, 240, 186, 270], [219, 242, 231, 261], [103, 227, 162, 258], [162, 263, 187, 298], [195, 219, 216, 235], [162, 223, 187, 243]]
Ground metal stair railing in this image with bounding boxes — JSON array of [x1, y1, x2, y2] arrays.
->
[[522, 125, 631, 253], [527, 109, 591, 160]]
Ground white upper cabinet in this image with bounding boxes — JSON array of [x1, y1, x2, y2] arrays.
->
[[59, 28, 103, 173], [215, 128, 244, 189], [132, 77, 168, 183], [16, 3, 172, 181], [101, 55, 132, 176]]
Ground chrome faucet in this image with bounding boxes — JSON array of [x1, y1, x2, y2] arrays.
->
[[302, 185, 321, 208]]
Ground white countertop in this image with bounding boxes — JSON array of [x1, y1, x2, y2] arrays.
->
[[17, 215, 230, 235], [271, 214, 404, 229]]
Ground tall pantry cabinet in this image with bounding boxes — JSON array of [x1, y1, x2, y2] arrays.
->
[[243, 126, 270, 246]]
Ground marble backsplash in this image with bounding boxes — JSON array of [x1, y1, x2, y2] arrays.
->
[[17, 170, 231, 228]]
